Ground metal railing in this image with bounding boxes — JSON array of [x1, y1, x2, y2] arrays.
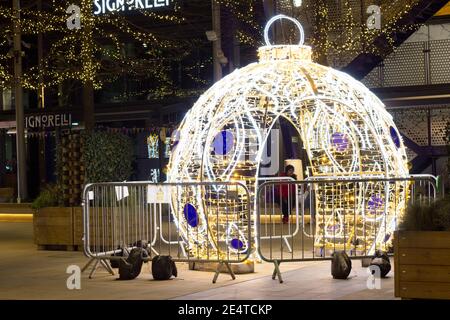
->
[[81, 181, 252, 283], [80, 175, 438, 284], [256, 175, 438, 283], [258, 176, 300, 253]]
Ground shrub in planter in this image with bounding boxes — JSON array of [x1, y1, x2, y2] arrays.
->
[[399, 197, 450, 232], [82, 131, 134, 183], [31, 184, 62, 210]]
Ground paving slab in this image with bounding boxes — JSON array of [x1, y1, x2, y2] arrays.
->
[[0, 222, 396, 300]]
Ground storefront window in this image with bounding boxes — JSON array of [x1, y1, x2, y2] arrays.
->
[[2, 88, 13, 111], [1, 88, 30, 111], [147, 133, 159, 159], [4, 133, 16, 173]]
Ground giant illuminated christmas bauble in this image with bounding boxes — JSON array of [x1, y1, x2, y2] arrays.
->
[[168, 15, 409, 258]]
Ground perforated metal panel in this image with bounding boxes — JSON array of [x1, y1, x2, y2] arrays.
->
[[362, 66, 381, 88], [327, 0, 344, 21], [389, 108, 428, 146], [272, 1, 308, 45], [405, 148, 418, 162], [362, 37, 450, 88], [275, 0, 292, 14], [430, 39, 450, 85], [389, 105, 450, 149], [362, 43, 426, 88], [383, 42, 426, 87], [326, 0, 366, 69], [431, 107, 450, 146]]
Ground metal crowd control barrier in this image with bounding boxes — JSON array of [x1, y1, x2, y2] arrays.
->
[[81, 181, 251, 283], [258, 176, 299, 252], [256, 175, 438, 283]]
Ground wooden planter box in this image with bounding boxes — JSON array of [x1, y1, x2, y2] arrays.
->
[[73, 207, 83, 248], [33, 207, 84, 251], [394, 231, 450, 300], [35, 206, 149, 252]]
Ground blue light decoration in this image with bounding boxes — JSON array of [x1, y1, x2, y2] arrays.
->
[[368, 195, 383, 212], [212, 130, 234, 155], [183, 203, 199, 228], [390, 126, 401, 148], [330, 132, 349, 152], [230, 238, 244, 250]]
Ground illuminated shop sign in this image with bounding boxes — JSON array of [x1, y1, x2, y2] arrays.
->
[[94, 0, 174, 15], [26, 113, 72, 129]]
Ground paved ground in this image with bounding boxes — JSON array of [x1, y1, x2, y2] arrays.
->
[[0, 222, 396, 300]]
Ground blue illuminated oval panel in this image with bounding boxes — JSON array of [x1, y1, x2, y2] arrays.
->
[[390, 127, 401, 148], [368, 195, 383, 211], [230, 238, 244, 250], [331, 132, 349, 152], [183, 203, 198, 228], [213, 130, 234, 155]]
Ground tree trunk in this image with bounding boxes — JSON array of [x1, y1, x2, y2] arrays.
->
[[81, 0, 95, 131], [83, 81, 94, 131], [37, 0, 45, 109]]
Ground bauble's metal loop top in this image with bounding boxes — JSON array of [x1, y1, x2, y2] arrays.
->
[[264, 14, 305, 47]]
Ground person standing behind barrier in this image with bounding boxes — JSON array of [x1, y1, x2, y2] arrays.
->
[[280, 165, 297, 224]]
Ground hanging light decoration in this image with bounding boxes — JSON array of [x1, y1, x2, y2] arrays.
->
[[168, 14, 409, 258]]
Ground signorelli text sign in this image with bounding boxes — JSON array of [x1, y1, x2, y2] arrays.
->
[[94, 0, 173, 15], [26, 114, 72, 129]]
